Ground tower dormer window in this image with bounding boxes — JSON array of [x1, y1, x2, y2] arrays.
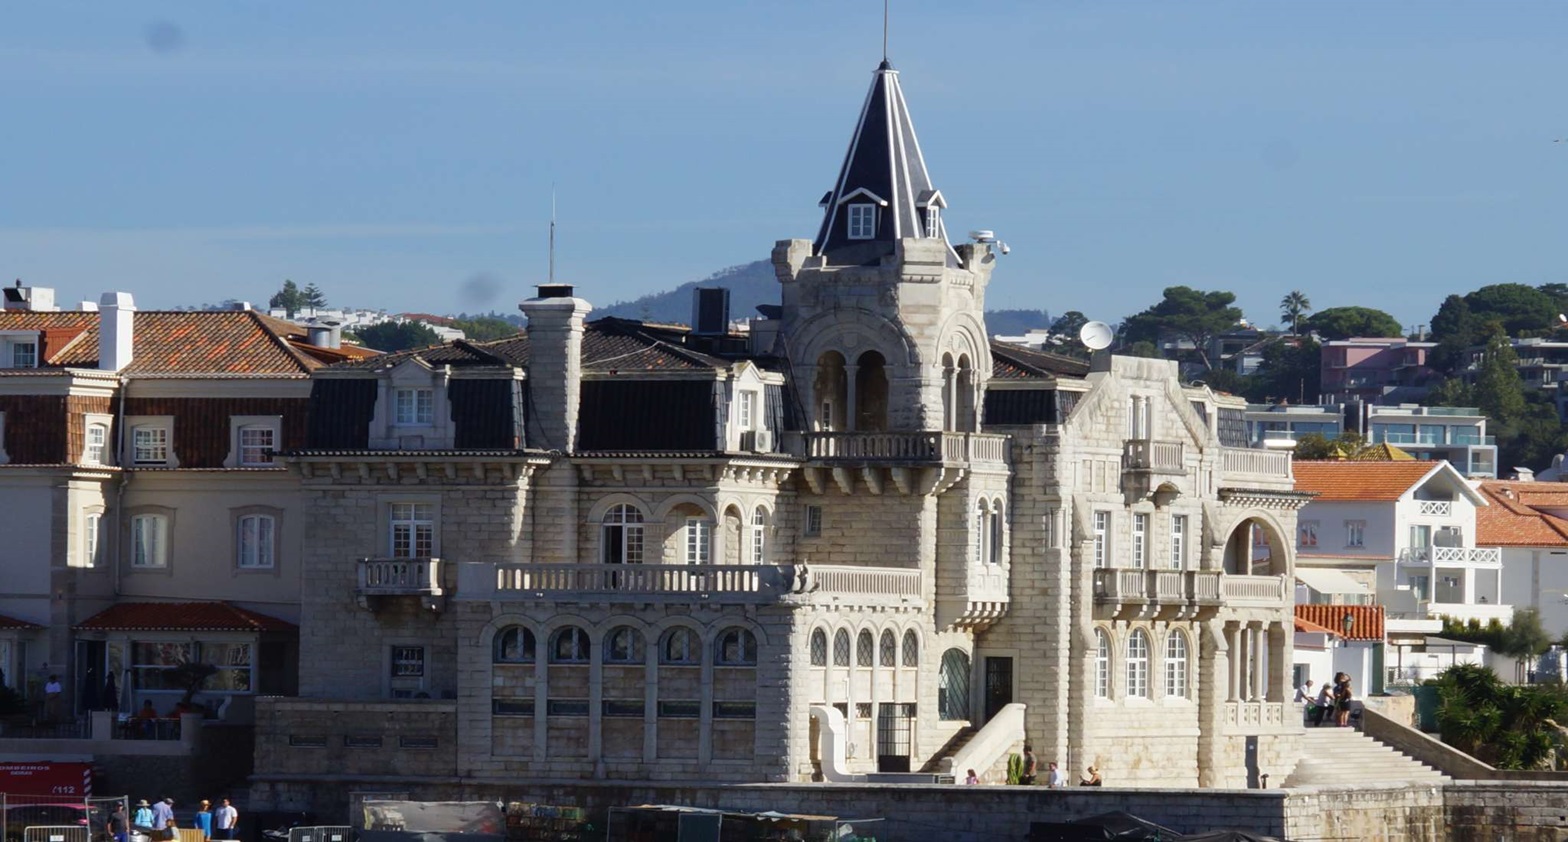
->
[[847, 204, 877, 240], [10, 341, 35, 368], [924, 206, 940, 238]]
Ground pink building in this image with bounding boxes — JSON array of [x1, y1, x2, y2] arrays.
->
[[1320, 338, 1436, 403]]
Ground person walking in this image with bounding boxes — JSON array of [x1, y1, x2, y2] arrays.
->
[[151, 799, 174, 839], [108, 802, 129, 842], [1020, 746, 1038, 785], [213, 799, 238, 841], [194, 801, 213, 841]]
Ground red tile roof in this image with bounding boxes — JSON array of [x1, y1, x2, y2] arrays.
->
[[75, 602, 296, 632], [1296, 604, 1384, 641], [0, 310, 321, 375], [0, 612, 42, 630], [1476, 481, 1568, 547], [1294, 615, 1340, 636], [1292, 461, 1444, 502]]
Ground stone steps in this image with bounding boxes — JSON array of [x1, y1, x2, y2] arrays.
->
[[1285, 724, 1450, 787]]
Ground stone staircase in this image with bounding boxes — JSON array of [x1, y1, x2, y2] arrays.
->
[[1285, 724, 1450, 787], [919, 726, 977, 775]]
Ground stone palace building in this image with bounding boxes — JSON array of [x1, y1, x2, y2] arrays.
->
[[249, 57, 1308, 804]]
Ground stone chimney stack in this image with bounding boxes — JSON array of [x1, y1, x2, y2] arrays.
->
[[99, 292, 136, 372], [519, 284, 591, 452]]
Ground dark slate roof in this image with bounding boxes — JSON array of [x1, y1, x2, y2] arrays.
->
[[989, 341, 1092, 381], [813, 61, 956, 266], [329, 318, 734, 374]]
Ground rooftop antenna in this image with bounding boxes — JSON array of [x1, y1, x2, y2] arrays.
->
[[882, 0, 889, 62], [548, 184, 556, 284]]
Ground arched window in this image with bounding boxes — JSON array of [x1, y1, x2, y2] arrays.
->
[[879, 630, 896, 667], [833, 629, 851, 667], [975, 499, 989, 565], [661, 627, 700, 665], [856, 630, 874, 667], [990, 499, 1005, 565], [1126, 630, 1151, 698], [603, 627, 644, 665], [810, 629, 828, 667], [550, 627, 590, 664], [602, 504, 645, 564], [493, 626, 536, 663], [1094, 629, 1110, 698], [938, 649, 971, 720], [1165, 631, 1189, 699], [750, 507, 767, 565], [715, 628, 758, 666], [901, 630, 919, 667]]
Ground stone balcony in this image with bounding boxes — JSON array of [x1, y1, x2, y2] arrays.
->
[[457, 562, 925, 608], [356, 557, 445, 611], [1093, 569, 1289, 618], [1218, 447, 1293, 484], [791, 431, 1010, 496], [1122, 438, 1185, 475], [1222, 700, 1288, 732]]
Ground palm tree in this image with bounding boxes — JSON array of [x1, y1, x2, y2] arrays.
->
[[1280, 290, 1312, 336]]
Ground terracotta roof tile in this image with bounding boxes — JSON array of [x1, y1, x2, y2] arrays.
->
[[1294, 615, 1340, 636], [0, 310, 319, 375], [1296, 604, 1384, 641], [1292, 461, 1443, 501], [0, 612, 42, 630], [75, 602, 296, 632], [1476, 481, 1568, 547]]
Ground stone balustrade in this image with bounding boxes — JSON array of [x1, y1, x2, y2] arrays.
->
[[1122, 438, 1185, 474], [1219, 574, 1290, 607], [1222, 700, 1287, 730], [799, 431, 1009, 466], [1092, 568, 1223, 617], [458, 562, 924, 606], [356, 557, 444, 610], [1218, 447, 1292, 481]]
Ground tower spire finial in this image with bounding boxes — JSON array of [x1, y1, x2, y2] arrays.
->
[[548, 184, 556, 284], [882, 0, 889, 63]]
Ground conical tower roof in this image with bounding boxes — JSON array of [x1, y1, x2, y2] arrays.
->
[[813, 60, 954, 266]]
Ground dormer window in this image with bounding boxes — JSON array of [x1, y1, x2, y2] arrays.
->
[[133, 426, 169, 465], [1, 333, 39, 369], [395, 387, 434, 425], [848, 204, 877, 240], [85, 424, 107, 465], [10, 341, 35, 368], [924, 206, 940, 238]]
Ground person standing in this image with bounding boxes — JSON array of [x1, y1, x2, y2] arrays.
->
[[1046, 762, 1067, 788], [133, 800, 155, 832], [1336, 678, 1355, 727], [43, 674, 63, 723], [151, 799, 174, 839], [964, 768, 980, 785], [1020, 745, 1038, 785], [109, 802, 129, 842], [195, 801, 213, 841], [213, 799, 238, 841]]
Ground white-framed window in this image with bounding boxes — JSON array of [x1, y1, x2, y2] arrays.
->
[[85, 424, 107, 465], [237, 514, 276, 569], [1346, 520, 1366, 548], [847, 204, 877, 239], [8, 340, 36, 369], [78, 513, 102, 569], [1126, 630, 1150, 699], [132, 426, 169, 465], [684, 517, 712, 565], [749, 506, 767, 564], [804, 504, 823, 537], [737, 391, 756, 430], [1170, 514, 1187, 570], [1165, 631, 1189, 699], [923, 206, 940, 239], [1299, 520, 1319, 549], [975, 499, 989, 564], [239, 425, 276, 466], [131, 513, 169, 568], [1093, 511, 1109, 569], [989, 499, 1005, 565], [394, 387, 434, 425], [601, 504, 645, 564], [1094, 628, 1110, 698], [389, 502, 434, 558], [1132, 513, 1148, 570]]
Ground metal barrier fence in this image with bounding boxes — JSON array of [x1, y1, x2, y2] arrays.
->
[[1, 794, 124, 842], [22, 827, 90, 842], [287, 826, 353, 842]]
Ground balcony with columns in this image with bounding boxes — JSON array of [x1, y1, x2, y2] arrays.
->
[[455, 561, 924, 609], [787, 430, 1010, 496], [1220, 619, 1292, 734], [1093, 569, 1290, 618]]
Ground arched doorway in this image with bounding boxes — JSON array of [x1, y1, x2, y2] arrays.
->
[[855, 351, 889, 432], [1223, 516, 1287, 576], [813, 351, 847, 431]]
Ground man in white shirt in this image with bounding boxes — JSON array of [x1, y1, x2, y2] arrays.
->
[[214, 798, 238, 841], [1046, 762, 1067, 789], [1295, 679, 1315, 704]]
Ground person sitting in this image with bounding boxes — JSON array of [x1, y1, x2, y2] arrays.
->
[[1080, 765, 1103, 786], [964, 768, 980, 785]]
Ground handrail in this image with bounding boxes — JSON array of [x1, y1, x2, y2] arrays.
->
[[800, 432, 1009, 464], [357, 557, 443, 594]]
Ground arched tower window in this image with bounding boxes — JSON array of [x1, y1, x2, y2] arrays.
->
[[810, 628, 828, 667], [956, 354, 976, 433], [941, 353, 956, 432], [855, 351, 888, 432], [813, 352, 847, 432], [1165, 631, 1190, 699], [879, 630, 896, 667]]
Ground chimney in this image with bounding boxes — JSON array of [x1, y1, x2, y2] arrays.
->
[[78, 301, 99, 312], [691, 287, 730, 335], [99, 292, 136, 372], [307, 322, 342, 349], [519, 284, 591, 452], [231, 301, 253, 312]]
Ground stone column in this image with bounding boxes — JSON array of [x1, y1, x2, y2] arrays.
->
[[1196, 621, 1229, 788], [844, 364, 859, 432], [1251, 622, 1267, 702], [1267, 622, 1288, 703], [1227, 625, 1241, 702]]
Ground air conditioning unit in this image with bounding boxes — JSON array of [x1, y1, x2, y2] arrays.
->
[[741, 429, 773, 453]]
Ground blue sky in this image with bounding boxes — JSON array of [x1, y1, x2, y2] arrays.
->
[[4, 2, 1566, 329]]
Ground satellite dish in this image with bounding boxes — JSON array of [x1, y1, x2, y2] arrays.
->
[[1079, 321, 1114, 351]]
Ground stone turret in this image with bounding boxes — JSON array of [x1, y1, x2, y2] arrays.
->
[[776, 60, 995, 434]]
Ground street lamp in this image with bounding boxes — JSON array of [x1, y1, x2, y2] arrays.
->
[[1341, 612, 1355, 643]]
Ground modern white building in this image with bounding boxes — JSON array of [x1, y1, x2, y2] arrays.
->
[[1478, 480, 1568, 639]]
